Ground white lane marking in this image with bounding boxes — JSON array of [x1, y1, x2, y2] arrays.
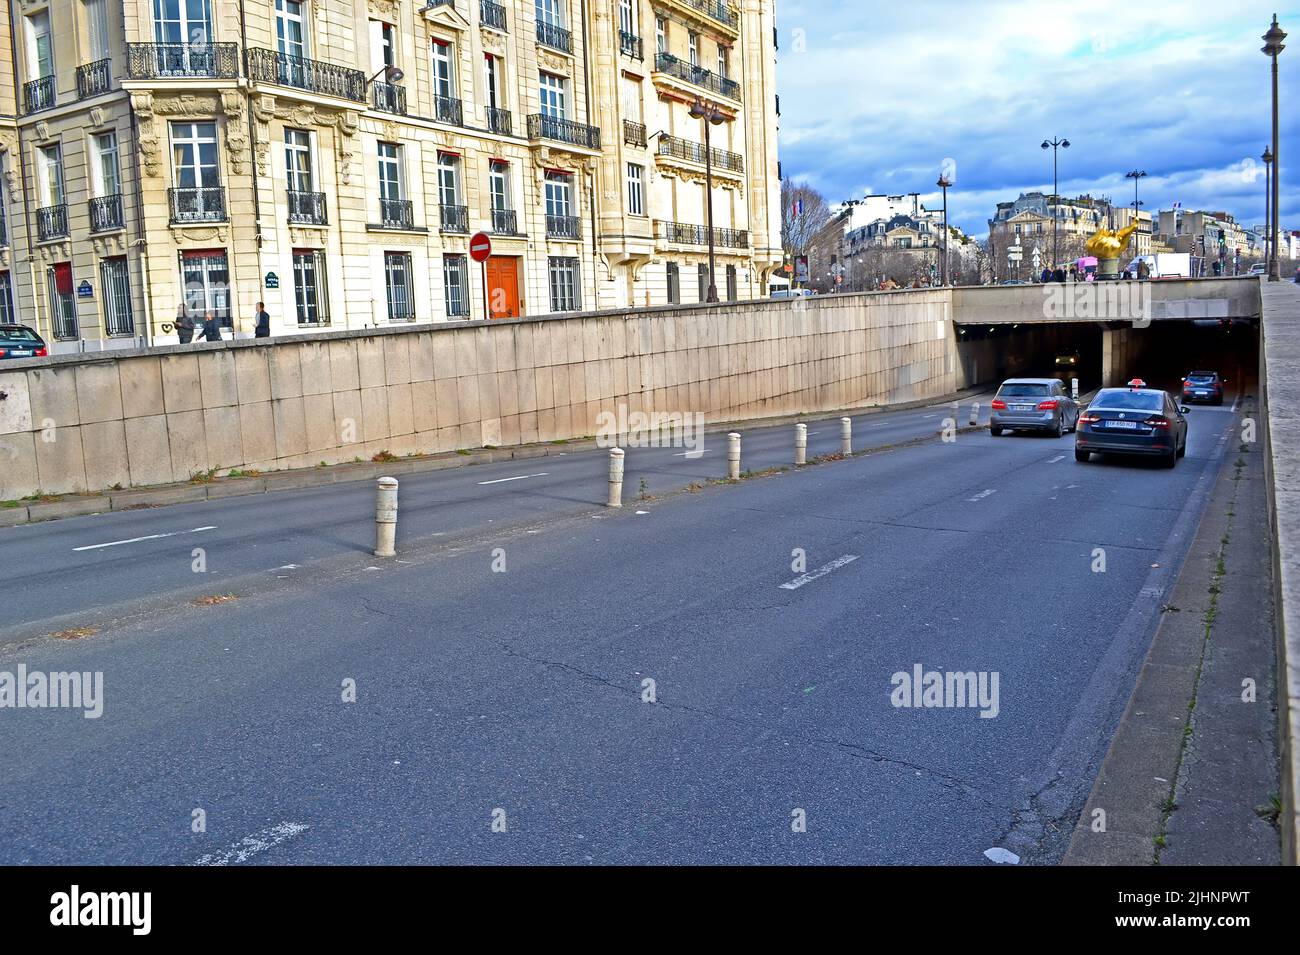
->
[[968, 489, 997, 502], [1047, 454, 1066, 464], [278, 564, 300, 570], [779, 554, 859, 590], [672, 449, 709, 457], [73, 525, 217, 552], [921, 414, 938, 419], [476, 472, 549, 485], [191, 822, 310, 866], [983, 847, 1021, 865]]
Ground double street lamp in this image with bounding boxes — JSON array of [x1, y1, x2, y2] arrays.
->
[[936, 174, 952, 285], [1262, 14, 1287, 281], [1041, 137, 1070, 270], [1125, 170, 1147, 261], [690, 97, 727, 302]]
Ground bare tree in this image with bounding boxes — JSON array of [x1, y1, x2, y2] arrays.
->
[[781, 180, 833, 259]]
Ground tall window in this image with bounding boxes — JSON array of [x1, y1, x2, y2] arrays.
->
[[626, 163, 644, 215], [38, 145, 64, 206], [666, 261, 680, 304], [697, 263, 708, 301], [443, 254, 469, 317], [544, 171, 572, 218], [275, 0, 307, 57], [718, 46, 729, 79], [92, 132, 120, 198], [27, 10, 53, 80], [489, 161, 510, 211], [688, 32, 698, 66], [153, 0, 212, 45], [377, 142, 402, 200], [484, 54, 502, 109], [170, 121, 220, 217], [655, 16, 666, 54], [384, 251, 414, 321], [726, 264, 737, 301], [47, 263, 78, 340], [0, 272, 14, 326], [180, 249, 230, 323], [292, 249, 329, 325], [100, 257, 134, 336], [619, 0, 636, 35], [284, 129, 313, 192], [437, 152, 460, 206], [536, 0, 565, 29], [539, 72, 567, 118], [548, 257, 579, 312], [84, 0, 111, 60], [431, 40, 453, 99]]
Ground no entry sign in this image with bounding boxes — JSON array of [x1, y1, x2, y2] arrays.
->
[[470, 232, 492, 263]]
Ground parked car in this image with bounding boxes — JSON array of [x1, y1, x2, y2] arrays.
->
[[990, 378, 1079, 437], [1075, 379, 1189, 468], [1181, 370, 1225, 405], [1249, 263, 1268, 276], [0, 324, 48, 360]]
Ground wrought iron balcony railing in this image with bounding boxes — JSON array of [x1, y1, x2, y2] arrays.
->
[[89, 194, 125, 233], [485, 106, 512, 135], [660, 220, 749, 248], [656, 134, 744, 173], [619, 31, 643, 59], [23, 76, 56, 114], [481, 0, 507, 30], [379, 197, 414, 230], [440, 204, 469, 233], [77, 59, 112, 99], [287, 190, 328, 225], [433, 94, 464, 126], [126, 42, 240, 79], [546, 214, 581, 239], [527, 113, 601, 150], [536, 21, 573, 53], [490, 208, 518, 234], [246, 47, 367, 103], [623, 120, 647, 147], [654, 53, 741, 101], [168, 186, 227, 223], [372, 82, 407, 114], [36, 204, 68, 241], [672, 0, 738, 30]]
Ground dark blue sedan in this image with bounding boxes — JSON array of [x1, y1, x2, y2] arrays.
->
[[1075, 380, 1189, 468]]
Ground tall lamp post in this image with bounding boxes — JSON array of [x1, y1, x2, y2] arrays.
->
[[936, 174, 952, 285], [1263, 147, 1273, 270], [690, 98, 727, 302], [1041, 137, 1070, 270], [1263, 15, 1286, 281]]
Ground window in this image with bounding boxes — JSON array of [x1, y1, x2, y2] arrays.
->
[[384, 251, 414, 321], [377, 142, 403, 200], [154, 0, 212, 45], [27, 10, 53, 80], [47, 263, 78, 341], [666, 261, 680, 304], [697, 263, 708, 300], [489, 161, 509, 211], [38, 145, 64, 206], [726, 264, 737, 301], [443, 254, 469, 317], [484, 53, 503, 109], [100, 257, 134, 337], [292, 249, 329, 325], [275, 0, 307, 58], [718, 46, 729, 79], [626, 163, 644, 215], [284, 129, 313, 192], [688, 32, 698, 66], [544, 171, 572, 218], [539, 72, 567, 118], [619, 0, 636, 35], [0, 272, 14, 326], [548, 256, 579, 312], [375, 20, 397, 68], [655, 16, 666, 54], [170, 121, 220, 218], [437, 152, 460, 206], [92, 132, 120, 197], [180, 249, 230, 325], [85, 0, 111, 61], [431, 39, 454, 99], [536, 0, 565, 29]]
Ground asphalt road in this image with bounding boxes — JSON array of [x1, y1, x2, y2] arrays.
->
[[0, 382, 1243, 865]]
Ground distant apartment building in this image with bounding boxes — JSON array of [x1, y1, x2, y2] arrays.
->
[[986, 191, 1151, 273], [0, 0, 781, 353], [1155, 208, 1254, 260], [842, 192, 942, 252]]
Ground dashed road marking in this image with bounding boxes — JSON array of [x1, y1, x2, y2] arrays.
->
[[191, 822, 310, 866], [968, 489, 997, 502], [780, 554, 859, 590], [476, 472, 549, 485], [74, 526, 217, 552], [1047, 454, 1066, 464]]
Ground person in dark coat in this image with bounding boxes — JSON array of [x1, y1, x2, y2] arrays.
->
[[254, 301, 270, 338], [175, 304, 195, 344], [200, 311, 222, 342]]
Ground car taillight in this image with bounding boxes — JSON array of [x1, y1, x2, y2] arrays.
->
[[1147, 417, 1171, 429], [35, 347, 47, 357], [1079, 413, 1101, 424], [1037, 400, 1059, 410], [991, 399, 1006, 410]]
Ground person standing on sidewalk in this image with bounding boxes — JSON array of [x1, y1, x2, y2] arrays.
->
[[199, 311, 222, 342], [175, 304, 195, 344], [254, 302, 270, 338]]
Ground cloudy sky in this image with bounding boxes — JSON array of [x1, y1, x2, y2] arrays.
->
[[775, 0, 1299, 238]]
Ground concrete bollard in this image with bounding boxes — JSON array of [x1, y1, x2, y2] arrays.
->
[[727, 432, 741, 480], [969, 402, 980, 427], [1072, 378, 1080, 400], [374, 476, 399, 558], [795, 423, 807, 465], [840, 417, 853, 454], [607, 447, 625, 507]]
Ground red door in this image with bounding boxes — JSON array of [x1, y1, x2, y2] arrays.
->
[[486, 256, 520, 319]]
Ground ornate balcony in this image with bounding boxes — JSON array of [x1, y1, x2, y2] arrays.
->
[[77, 59, 112, 99], [485, 106, 512, 135], [245, 47, 366, 103], [287, 190, 328, 225], [168, 186, 227, 224], [490, 208, 518, 234], [661, 0, 739, 35], [372, 82, 407, 115], [89, 194, 125, 233], [656, 134, 743, 173], [126, 42, 240, 79], [619, 31, 643, 59], [659, 220, 748, 249], [480, 0, 507, 31], [433, 94, 464, 126], [440, 204, 469, 233], [536, 21, 573, 53], [654, 53, 741, 101], [546, 214, 581, 240], [23, 76, 56, 114], [379, 198, 415, 230], [527, 113, 601, 150], [623, 120, 647, 147], [36, 204, 68, 241]]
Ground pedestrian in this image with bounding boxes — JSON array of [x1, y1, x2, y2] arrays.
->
[[1040, 266, 1051, 283], [1138, 259, 1151, 281], [200, 311, 222, 342], [1053, 267, 1066, 283], [254, 301, 270, 338], [174, 304, 195, 344]]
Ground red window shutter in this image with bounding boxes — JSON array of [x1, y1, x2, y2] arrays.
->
[[54, 262, 73, 295]]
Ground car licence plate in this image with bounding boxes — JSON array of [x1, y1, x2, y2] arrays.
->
[[1106, 420, 1139, 429], [7, 350, 32, 357], [1012, 404, 1033, 411]]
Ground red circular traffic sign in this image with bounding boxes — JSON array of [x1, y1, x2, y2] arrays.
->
[[469, 232, 492, 263]]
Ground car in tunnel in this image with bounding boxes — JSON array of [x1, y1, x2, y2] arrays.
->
[[1181, 370, 1225, 405], [989, 378, 1079, 437], [1074, 380, 1189, 468]]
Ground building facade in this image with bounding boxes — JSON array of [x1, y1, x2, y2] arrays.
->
[[0, 0, 780, 353], [987, 190, 1151, 277]]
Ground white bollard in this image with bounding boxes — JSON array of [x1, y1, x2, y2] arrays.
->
[[374, 476, 399, 557], [969, 402, 980, 426], [727, 432, 741, 480], [840, 417, 853, 454], [1072, 377, 1079, 399], [795, 423, 807, 465], [607, 447, 625, 507]]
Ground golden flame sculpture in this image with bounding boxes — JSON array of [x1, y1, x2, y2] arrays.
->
[[1085, 222, 1139, 260]]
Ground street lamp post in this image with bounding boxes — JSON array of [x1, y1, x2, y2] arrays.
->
[[936, 174, 952, 285], [690, 98, 727, 302], [1041, 137, 1070, 271], [1263, 147, 1273, 270], [1263, 15, 1286, 281], [1125, 170, 1147, 262]]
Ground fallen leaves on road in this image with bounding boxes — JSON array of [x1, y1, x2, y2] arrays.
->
[[50, 626, 98, 640]]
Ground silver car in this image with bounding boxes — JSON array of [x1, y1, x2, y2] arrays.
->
[[990, 378, 1079, 437]]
